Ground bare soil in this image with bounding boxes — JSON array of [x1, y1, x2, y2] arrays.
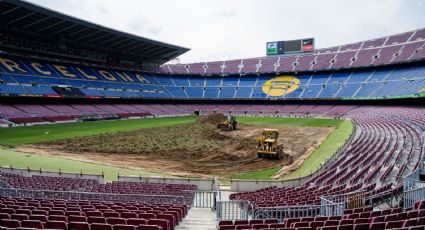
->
[[16, 115, 334, 178]]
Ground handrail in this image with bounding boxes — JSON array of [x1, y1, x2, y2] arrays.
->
[[402, 131, 425, 209], [0, 187, 186, 205], [253, 203, 345, 222]]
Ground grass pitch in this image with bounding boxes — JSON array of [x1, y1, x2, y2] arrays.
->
[[0, 115, 353, 180], [0, 116, 197, 181], [0, 116, 196, 146]]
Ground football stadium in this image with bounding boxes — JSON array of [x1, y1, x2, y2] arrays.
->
[[0, 0, 425, 229]]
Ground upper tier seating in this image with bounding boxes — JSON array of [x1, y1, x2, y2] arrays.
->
[[164, 27, 425, 75], [1, 55, 425, 100]]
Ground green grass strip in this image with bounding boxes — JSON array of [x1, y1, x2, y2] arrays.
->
[[283, 120, 353, 179], [0, 148, 163, 181]]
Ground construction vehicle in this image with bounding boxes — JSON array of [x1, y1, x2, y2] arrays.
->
[[217, 115, 237, 131], [256, 129, 284, 160]]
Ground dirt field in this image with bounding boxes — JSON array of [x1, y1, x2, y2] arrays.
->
[[17, 115, 334, 178]]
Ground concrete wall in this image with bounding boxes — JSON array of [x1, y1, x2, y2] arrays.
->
[[119, 176, 215, 191], [230, 177, 309, 192], [0, 166, 104, 183]]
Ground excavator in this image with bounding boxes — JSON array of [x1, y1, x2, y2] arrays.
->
[[217, 115, 237, 131], [256, 129, 284, 160]]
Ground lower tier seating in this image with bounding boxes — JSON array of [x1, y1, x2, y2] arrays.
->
[[218, 200, 425, 230], [0, 196, 187, 230]]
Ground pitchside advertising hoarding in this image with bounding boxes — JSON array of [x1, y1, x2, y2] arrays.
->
[[266, 38, 314, 56]]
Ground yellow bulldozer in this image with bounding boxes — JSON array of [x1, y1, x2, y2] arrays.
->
[[256, 129, 284, 160], [217, 115, 237, 131]]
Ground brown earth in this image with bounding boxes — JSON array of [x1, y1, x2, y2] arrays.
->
[[16, 115, 334, 178]]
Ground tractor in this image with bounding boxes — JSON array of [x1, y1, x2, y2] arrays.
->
[[256, 129, 284, 160], [217, 115, 237, 131]]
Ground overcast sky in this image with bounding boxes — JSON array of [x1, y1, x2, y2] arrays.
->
[[28, 0, 425, 63]]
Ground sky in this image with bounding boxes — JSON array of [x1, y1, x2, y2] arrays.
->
[[27, 0, 425, 64]]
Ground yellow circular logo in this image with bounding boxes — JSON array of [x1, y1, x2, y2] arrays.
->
[[262, 76, 300, 97]]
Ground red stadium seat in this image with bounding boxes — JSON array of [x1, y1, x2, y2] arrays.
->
[[219, 225, 235, 230], [91, 223, 114, 230], [21, 219, 44, 229], [138, 225, 162, 230], [68, 221, 91, 230], [113, 224, 137, 230], [1, 219, 21, 228], [46, 220, 67, 230]]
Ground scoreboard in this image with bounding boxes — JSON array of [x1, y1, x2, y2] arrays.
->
[[266, 38, 314, 56]]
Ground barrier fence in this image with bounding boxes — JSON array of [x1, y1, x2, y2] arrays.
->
[[403, 177, 425, 209], [0, 188, 186, 205], [192, 191, 216, 208], [403, 134, 425, 210], [253, 203, 345, 222], [216, 200, 253, 220], [404, 168, 420, 191]]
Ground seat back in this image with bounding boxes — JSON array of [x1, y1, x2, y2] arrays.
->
[[22, 220, 43, 229], [138, 225, 161, 230], [1, 219, 21, 228], [149, 218, 169, 230], [113, 224, 136, 230], [46, 220, 67, 230], [91, 223, 114, 230], [68, 221, 91, 230]]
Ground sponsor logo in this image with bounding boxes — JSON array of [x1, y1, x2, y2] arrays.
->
[[418, 88, 425, 93], [262, 76, 300, 97]]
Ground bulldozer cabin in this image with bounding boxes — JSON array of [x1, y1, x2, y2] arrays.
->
[[256, 129, 284, 160]]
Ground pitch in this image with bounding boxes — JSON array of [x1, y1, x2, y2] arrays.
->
[[1, 115, 352, 180]]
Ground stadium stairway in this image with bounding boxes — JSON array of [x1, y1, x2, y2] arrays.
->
[[175, 207, 216, 230]]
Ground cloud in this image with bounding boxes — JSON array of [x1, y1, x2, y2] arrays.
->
[[213, 9, 239, 18], [147, 26, 163, 36]]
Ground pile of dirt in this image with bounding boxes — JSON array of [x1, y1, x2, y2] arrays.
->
[[197, 113, 227, 125]]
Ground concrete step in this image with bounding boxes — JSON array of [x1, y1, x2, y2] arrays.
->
[[175, 207, 216, 230]]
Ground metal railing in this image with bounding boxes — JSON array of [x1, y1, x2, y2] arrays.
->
[[404, 168, 420, 191], [216, 200, 253, 220], [245, 192, 351, 222], [0, 188, 186, 205], [403, 131, 425, 209], [253, 203, 344, 222], [192, 191, 216, 208], [403, 177, 425, 209]]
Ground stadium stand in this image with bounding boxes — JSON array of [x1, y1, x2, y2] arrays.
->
[[1, 55, 425, 100], [0, 173, 99, 191], [229, 106, 423, 208], [1, 103, 425, 125], [217, 201, 425, 230], [164, 28, 425, 75], [0, 195, 188, 230], [0, 171, 195, 229]]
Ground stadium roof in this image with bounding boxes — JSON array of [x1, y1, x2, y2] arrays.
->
[[0, 0, 190, 64]]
